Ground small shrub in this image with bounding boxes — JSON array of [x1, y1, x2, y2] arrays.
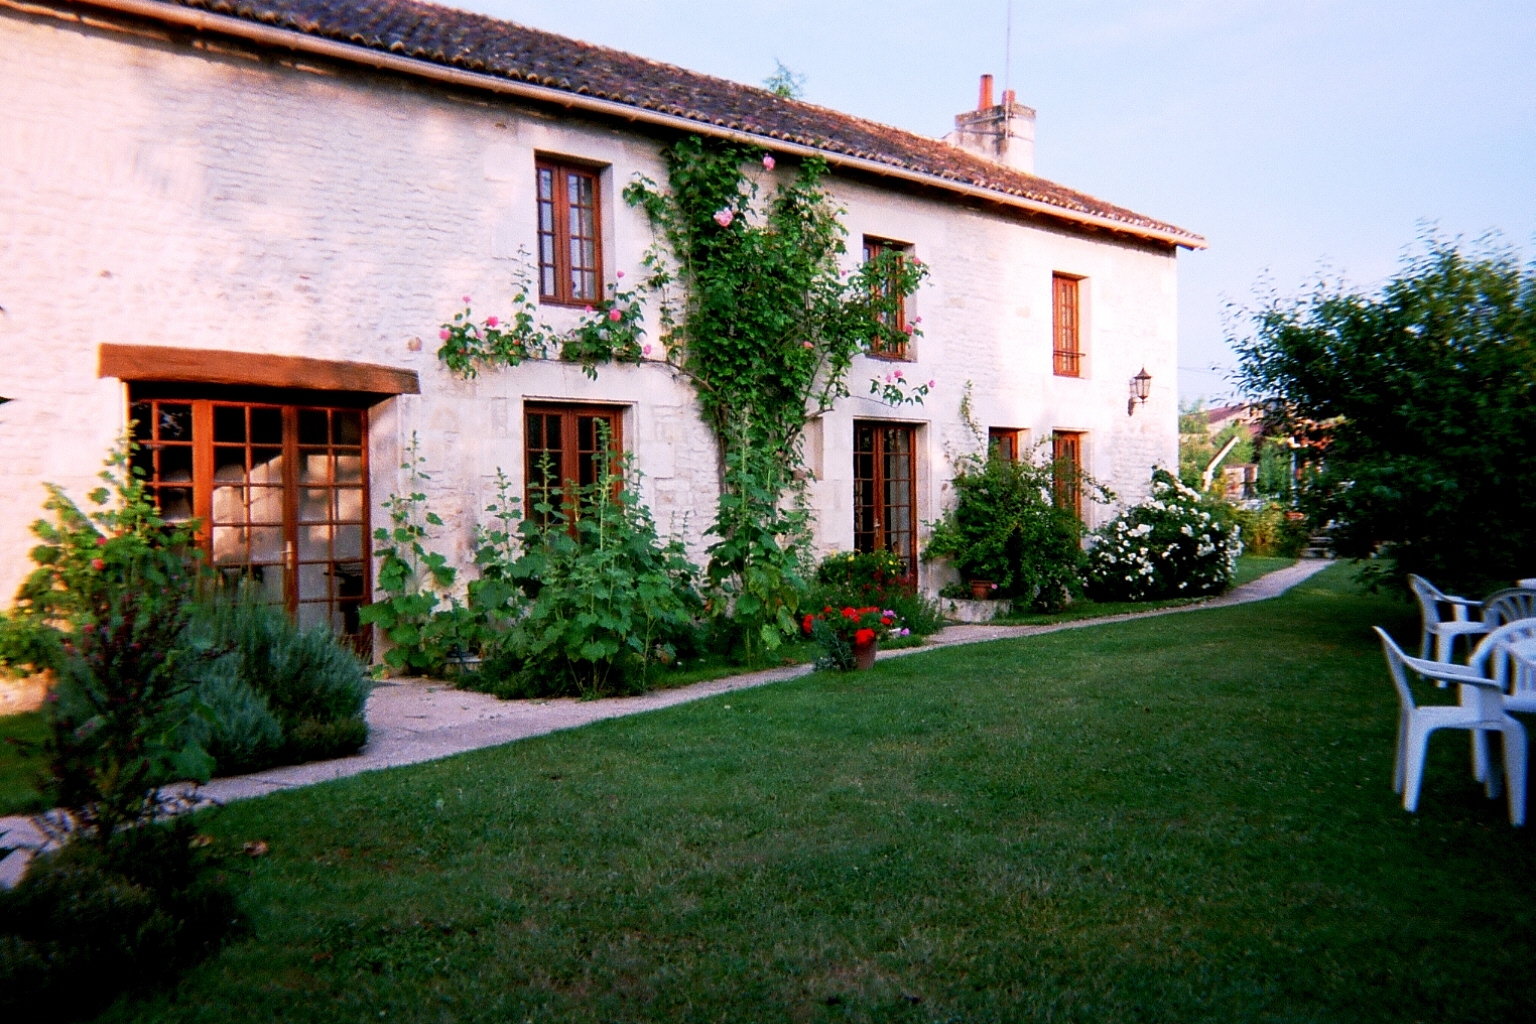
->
[[183, 591, 371, 774], [924, 450, 1090, 611], [0, 614, 62, 679], [1086, 469, 1243, 602], [0, 819, 241, 1019], [1230, 502, 1309, 558]]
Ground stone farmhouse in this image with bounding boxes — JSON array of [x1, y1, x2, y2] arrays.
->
[[0, 0, 1203, 642]]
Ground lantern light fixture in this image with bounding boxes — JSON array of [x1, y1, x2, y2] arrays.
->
[[1127, 367, 1152, 416]]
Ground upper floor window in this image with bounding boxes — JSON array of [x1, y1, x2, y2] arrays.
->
[[1052, 273, 1082, 377], [863, 236, 912, 360], [537, 160, 602, 305]]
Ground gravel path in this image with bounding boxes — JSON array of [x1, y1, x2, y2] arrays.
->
[[1, 559, 1333, 884]]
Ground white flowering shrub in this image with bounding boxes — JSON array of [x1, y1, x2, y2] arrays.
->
[[1086, 469, 1243, 601]]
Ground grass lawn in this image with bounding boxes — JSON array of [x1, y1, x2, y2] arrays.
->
[[0, 709, 49, 816], [993, 554, 1299, 626], [90, 563, 1536, 1023]]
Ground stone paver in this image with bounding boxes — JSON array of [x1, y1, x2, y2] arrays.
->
[[0, 560, 1332, 885]]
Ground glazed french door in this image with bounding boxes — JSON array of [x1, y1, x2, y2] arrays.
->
[[1052, 430, 1084, 521], [524, 403, 624, 524], [853, 421, 918, 574], [129, 389, 370, 637]]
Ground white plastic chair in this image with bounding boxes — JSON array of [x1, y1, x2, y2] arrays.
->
[[1374, 627, 1526, 826], [1407, 574, 1488, 662], [1471, 618, 1536, 717], [1482, 588, 1536, 629]]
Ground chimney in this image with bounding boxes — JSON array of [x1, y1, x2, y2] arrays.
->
[[943, 73, 1036, 174]]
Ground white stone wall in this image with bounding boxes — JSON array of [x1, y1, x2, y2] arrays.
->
[[0, 9, 1179, 605]]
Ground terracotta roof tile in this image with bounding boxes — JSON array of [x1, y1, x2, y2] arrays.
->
[[119, 0, 1202, 245]]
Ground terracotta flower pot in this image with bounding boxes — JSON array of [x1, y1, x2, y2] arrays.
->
[[853, 640, 878, 671], [969, 580, 996, 600]]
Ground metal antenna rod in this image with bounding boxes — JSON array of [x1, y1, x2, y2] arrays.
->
[[1003, 0, 1014, 96]]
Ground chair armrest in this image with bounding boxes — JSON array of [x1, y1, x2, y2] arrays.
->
[[1444, 596, 1483, 607], [1403, 656, 1502, 689]]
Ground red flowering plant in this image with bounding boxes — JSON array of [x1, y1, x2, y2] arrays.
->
[[801, 603, 908, 671]]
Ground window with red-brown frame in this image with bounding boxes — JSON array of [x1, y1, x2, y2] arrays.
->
[[536, 159, 603, 306], [1052, 430, 1084, 521], [1052, 273, 1083, 377], [854, 420, 918, 575], [863, 236, 913, 359], [524, 403, 624, 526], [128, 384, 371, 640], [988, 427, 1024, 462]]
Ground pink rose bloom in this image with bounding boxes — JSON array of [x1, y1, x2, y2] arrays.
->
[[91, 558, 106, 571], [894, 369, 903, 378], [485, 316, 499, 327], [763, 154, 776, 170], [439, 329, 450, 340], [608, 308, 622, 322], [643, 344, 652, 356], [904, 324, 915, 334], [913, 316, 923, 324], [713, 209, 734, 228], [616, 270, 625, 278], [802, 340, 815, 349], [96, 536, 108, 547], [462, 295, 471, 303], [584, 305, 594, 314], [927, 379, 936, 388]]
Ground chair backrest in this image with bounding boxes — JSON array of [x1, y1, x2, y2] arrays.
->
[[1471, 618, 1536, 691], [1483, 588, 1536, 628], [1374, 627, 1418, 712], [1407, 574, 1448, 626]]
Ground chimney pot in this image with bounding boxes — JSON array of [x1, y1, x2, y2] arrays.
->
[[1002, 88, 1016, 106], [977, 73, 994, 111]]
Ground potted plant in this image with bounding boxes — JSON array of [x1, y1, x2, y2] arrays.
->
[[802, 605, 908, 671], [968, 579, 997, 600]]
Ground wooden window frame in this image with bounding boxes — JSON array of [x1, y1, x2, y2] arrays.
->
[[1052, 273, 1083, 378], [853, 420, 919, 576], [536, 158, 604, 307], [127, 383, 372, 640], [988, 427, 1024, 462], [523, 403, 625, 522], [1052, 430, 1085, 521], [863, 236, 913, 360]]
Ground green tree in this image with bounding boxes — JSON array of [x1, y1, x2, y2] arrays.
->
[[1232, 236, 1536, 593]]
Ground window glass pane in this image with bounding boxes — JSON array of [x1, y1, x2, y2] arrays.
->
[[211, 484, 246, 524], [130, 402, 153, 442], [334, 411, 363, 446], [334, 524, 364, 560], [299, 523, 331, 560], [335, 487, 364, 522], [248, 486, 284, 524], [158, 445, 193, 483], [335, 454, 363, 484], [159, 487, 194, 522], [213, 406, 246, 443], [157, 404, 192, 441], [537, 167, 554, 201], [250, 448, 283, 485], [249, 525, 284, 563], [298, 409, 328, 446], [214, 446, 245, 482], [335, 563, 366, 599], [212, 526, 247, 566], [250, 407, 282, 445], [297, 602, 330, 631], [297, 563, 330, 603], [298, 487, 330, 522]]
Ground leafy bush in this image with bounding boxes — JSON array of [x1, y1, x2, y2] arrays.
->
[[182, 592, 371, 775], [0, 613, 62, 679], [0, 819, 241, 1019], [1232, 236, 1536, 593], [470, 443, 703, 698], [1230, 502, 1309, 558], [1086, 469, 1243, 602], [924, 450, 1088, 611]]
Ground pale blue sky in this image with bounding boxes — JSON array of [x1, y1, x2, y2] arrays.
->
[[462, 1, 1536, 402]]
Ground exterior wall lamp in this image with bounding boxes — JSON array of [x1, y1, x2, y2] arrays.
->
[[1127, 367, 1152, 416]]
